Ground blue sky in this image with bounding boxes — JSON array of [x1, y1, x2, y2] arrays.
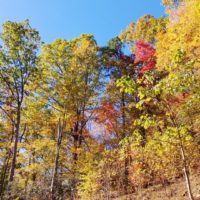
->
[[0, 0, 164, 46]]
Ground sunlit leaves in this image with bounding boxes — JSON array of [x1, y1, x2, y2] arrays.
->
[[120, 15, 167, 44]]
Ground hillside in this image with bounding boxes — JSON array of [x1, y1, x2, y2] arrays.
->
[[114, 174, 200, 200]]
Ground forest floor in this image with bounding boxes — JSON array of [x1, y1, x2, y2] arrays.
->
[[114, 173, 200, 200]]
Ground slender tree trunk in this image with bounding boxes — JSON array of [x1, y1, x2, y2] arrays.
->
[[170, 110, 194, 200], [179, 138, 194, 200], [0, 154, 11, 198], [9, 104, 21, 182], [72, 120, 79, 162], [121, 92, 126, 137], [0, 125, 14, 198], [31, 150, 36, 182], [51, 119, 62, 200], [121, 92, 129, 194], [73, 136, 78, 162]]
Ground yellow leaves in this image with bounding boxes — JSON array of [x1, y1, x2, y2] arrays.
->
[[156, 0, 200, 70], [119, 22, 135, 43], [41, 39, 69, 68], [29, 139, 55, 153], [120, 15, 167, 47], [22, 163, 46, 176], [162, 0, 172, 6], [77, 151, 100, 200], [70, 34, 97, 61], [134, 114, 155, 129], [39, 33, 99, 116], [70, 147, 82, 154]]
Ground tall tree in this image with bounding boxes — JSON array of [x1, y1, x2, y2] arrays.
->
[[39, 34, 101, 198], [0, 20, 41, 183]]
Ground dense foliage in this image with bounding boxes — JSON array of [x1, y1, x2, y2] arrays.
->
[[0, 0, 199, 200]]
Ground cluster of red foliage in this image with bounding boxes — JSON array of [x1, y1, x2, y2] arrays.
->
[[134, 40, 156, 76], [96, 101, 117, 132], [139, 60, 156, 75]]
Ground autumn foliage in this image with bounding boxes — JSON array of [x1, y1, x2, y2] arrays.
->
[[0, 1, 200, 200], [134, 40, 156, 75], [95, 101, 117, 133]]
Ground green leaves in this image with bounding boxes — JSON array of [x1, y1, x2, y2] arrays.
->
[[116, 76, 137, 94], [0, 20, 41, 103], [134, 114, 155, 129]]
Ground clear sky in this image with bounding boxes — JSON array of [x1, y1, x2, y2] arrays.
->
[[0, 0, 164, 46]]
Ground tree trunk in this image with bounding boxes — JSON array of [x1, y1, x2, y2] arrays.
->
[[0, 154, 11, 198], [170, 111, 194, 200], [9, 104, 21, 182], [72, 121, 79, 163], [180, 142, 194, 200], [121, 92, 129, 194], [0, 125, 14, 198], [51, 119, 62, 200]]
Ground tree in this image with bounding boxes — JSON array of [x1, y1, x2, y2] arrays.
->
[[99, 36, 136, 195], [0, 20, 41, 185], [117, 48, 199, 200], [39, 34, 101, 198]]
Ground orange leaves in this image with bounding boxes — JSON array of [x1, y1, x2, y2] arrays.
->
[[166, 92, 190, 107], [95, 101, 118, 133]]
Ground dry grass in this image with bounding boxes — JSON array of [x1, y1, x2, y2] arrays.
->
[[114, 173, 200, 200]]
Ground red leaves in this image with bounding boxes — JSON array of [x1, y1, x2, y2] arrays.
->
[[135, 40, 155, 63], [134, 40, 156, 76], [138, 60, 156, 76]]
